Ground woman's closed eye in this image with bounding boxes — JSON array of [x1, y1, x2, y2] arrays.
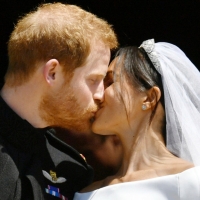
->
[[104, 71, 114, 88]]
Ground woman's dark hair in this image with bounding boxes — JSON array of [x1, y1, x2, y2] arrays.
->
[[114, 46, 166, 141]]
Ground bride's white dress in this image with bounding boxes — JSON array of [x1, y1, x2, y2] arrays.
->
[[74, 166, 200, 200]]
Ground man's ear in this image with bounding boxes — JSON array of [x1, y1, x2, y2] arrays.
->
[[143, 86, 161, 110], [43, 59, 60, 85]]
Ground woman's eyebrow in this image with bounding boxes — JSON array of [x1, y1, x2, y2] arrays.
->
[[106, 71, 113, 75]]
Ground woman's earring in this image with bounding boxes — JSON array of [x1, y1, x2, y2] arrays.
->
[[142, 104, 147, 110]]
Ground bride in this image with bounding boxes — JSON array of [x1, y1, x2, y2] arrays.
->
[[74, 39, 200, 200]]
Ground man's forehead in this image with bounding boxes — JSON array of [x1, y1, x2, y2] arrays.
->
[[88, 40, 111, 60]]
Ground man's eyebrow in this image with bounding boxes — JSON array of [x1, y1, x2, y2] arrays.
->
[[86, 73, 107, 78], [94, 73, 107, 77]]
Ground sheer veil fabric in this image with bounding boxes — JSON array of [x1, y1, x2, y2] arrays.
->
[[140, 39, 200, 166]]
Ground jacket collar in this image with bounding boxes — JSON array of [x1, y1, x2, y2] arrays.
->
[[0, 96, 49, 153]]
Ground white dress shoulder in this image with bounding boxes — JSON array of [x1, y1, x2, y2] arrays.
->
[[74, 166, 200, 200]]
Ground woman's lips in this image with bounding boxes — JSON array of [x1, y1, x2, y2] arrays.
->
[[95, 107, 104, 119]]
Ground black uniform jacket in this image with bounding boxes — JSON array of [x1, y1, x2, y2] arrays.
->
[[0, 97, 93, 200]]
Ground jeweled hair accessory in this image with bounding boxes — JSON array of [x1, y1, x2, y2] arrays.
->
[[139, 39, 160, 73], [139, 39, 200, 166]]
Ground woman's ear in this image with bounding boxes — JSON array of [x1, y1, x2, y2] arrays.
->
[[142, 87, 161, 110], [43, 59, 60, 85]]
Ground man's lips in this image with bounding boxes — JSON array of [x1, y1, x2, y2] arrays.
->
[[90, 110, 99, 123]]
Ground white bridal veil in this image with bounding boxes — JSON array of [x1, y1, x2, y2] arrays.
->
[[140, 39, 200, 166]]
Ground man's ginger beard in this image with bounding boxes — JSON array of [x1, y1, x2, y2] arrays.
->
[[39, 83, 99, 134]]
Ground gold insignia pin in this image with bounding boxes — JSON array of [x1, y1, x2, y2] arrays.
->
[[42, 170, 67, 183], [50, 170, 57, 181]]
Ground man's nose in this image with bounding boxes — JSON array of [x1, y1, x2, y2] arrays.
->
[[93, 81, 105, 103]]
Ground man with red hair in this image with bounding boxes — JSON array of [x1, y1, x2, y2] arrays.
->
[[0, 3, 119, 199]]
